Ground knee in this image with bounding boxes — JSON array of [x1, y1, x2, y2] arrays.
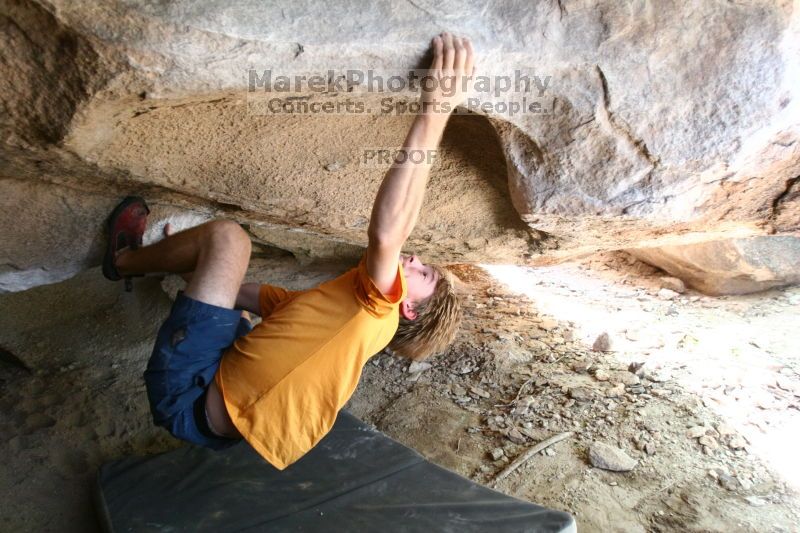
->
[[207, 219, 251, 256]]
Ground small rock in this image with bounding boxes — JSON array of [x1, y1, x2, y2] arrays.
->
[[470, 386, 490, 398], [511, 395, 535, 416], [659, 276, 686, 294], [628, 361, 645, 375], [490, 447, 505, 461], [606, 383, 626, 398], [687, 426, 707, 438], [592, 332, 611, 352], [644, 442, 657, 455], [589, 442, 638, 472], [451, 384, 466, 396], [324, 161, 343, 172], [569, 387, 595, 402], [594, 369, 610, 382], [506, 427, 526, 444], [657, 288, 679, 300], [621, 373, 641, 386], [699, 435, 718, 449], [408, 361, 432, 374], [572, 360, 592, 373], [718, 473, 739, 491]]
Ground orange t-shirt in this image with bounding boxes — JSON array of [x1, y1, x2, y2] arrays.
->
[[215, 254, 406, 470]]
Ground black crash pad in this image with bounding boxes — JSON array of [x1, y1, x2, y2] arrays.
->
[[95, 411, 576, 532]]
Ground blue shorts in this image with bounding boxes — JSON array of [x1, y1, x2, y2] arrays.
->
[[144, 292, 252, 450]]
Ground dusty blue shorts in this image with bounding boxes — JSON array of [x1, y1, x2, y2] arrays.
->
[[144, 292, 252, 450]]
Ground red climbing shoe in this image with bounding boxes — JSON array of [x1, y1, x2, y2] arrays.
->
[[103, 196, 149, 289]]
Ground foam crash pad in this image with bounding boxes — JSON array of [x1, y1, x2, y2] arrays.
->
[[95, 411, 576, 532]]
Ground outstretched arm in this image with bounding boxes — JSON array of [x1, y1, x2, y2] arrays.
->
[[366, 32, 475, 294]]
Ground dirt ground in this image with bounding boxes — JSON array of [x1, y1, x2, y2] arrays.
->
[[1, 252, 799, 532]]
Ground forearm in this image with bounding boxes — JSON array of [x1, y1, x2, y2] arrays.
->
[[367, 113, 448, 246]]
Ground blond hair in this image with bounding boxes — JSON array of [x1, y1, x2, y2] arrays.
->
[[389, 264, 462, 361]]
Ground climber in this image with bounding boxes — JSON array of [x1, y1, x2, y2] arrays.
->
[[100, 32, 470, 469]]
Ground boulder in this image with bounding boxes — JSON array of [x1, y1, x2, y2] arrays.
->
[[629, 236, 800, 295]]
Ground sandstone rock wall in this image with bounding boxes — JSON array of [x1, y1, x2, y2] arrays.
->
[[1, 0, 798, 293]]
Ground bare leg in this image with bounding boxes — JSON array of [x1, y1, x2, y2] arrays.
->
[[119, 219, 250, 438], [116, 219, 251, 309]]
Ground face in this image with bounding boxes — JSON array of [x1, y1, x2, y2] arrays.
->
[[399, 254, 439, 320]]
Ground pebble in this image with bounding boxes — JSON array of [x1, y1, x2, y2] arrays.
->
[[588, 442, 638, 472], [570, 387, 595, 402], [718, 473, 739, 491], [408, 361, 432, 374], [621, 373, 640, 386], [506, 427, 526, 444], [628, 361, 645, 375], [687, 426, 707, 438], [594, 369, 610, 382], [592, 333, 611, 352], [659, 277, 686, 294], [644, 442, 657, 455], [572, 361, 592, 373], [324, 161, 342, 172], [490, 447, 505, 461], [699, 435, 719, 449], [606, 383, 626, 398], [470, 386, 490, 399]]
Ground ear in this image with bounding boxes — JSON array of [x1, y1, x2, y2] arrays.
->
[[400, 299, 418, 320]]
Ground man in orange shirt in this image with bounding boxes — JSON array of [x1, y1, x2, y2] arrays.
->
[[103, 33, 470, 469]]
